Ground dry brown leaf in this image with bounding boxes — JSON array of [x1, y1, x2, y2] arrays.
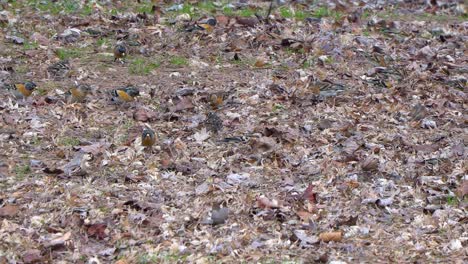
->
[[235, 17, 258, 27], [171, 97, 194, 112], [115, 259, 129, 264], [361, 156, 379, 172], [302, 184, 317, 204], [456, 180, 468, 198], [86, 223, 107, 239], [22, 249, 42, 264], [319, 231, 343, 242], [133, 107, 158, 122], [0, 205, 19, 217], [296, 210, 312, 221], [254, 58, 266, 68]]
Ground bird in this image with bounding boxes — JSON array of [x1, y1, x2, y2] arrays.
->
[[47, 60, 70, 79], [5, 81, 37, 99], [205, 112, 223, 134], [305, 75, 345, 99], [113, 44, 127, 63], [185, 18, 217, 33], [141, 127, 156, 147], [209, 93, 223, 109], [67, 83, 92, 102], [111, 86, 140, 102]]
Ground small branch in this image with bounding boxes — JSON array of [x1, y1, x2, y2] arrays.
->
[[265, 0, 274, 24]]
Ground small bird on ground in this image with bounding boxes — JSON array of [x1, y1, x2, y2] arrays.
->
[[47, 60, 71, 79], [114, 43, 127, 63], [141, 127, 156, 147], [185, 18, 217, 33], [111, 86, 140, 102], [209, 93, 224, 110], [205, 112, 223, 134], [305, 75, 345, 98], [5, 81, 37, 99], [67, 83, 92, 103]]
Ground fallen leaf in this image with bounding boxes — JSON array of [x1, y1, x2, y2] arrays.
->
[[195, 182, 211, 195], [455, 180, 467, 198], [361, 156, 379, 172], [256, 196, 280, 209], [254, 58, 266, 68], [133, 107, 158, 122], [302, 184, 317, 204], [87, 223, 107, 239], [77, 142, 109, 155], [319, 231, 343, 242], [22, 249, 42, 264], [236, 17, 258, 27], [194, 128, 210, 143], [44, 232, 71, 248], [292, 230, 319, 246], [171, 97, 194, 112], [115, 259, 129, 264], [296, 210, 313, 221], [250, 137, 276, 153], [0, 205, 19, 217], [226, 173, 251, 186]]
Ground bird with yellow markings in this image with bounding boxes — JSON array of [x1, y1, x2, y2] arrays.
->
[[141, 127, 156, 148], [114, 43, 127, 63], [67, 83, 92, 103], [5, 81, 37, 99], [185, 18, 217, 33], [111, 86, 140, 102]]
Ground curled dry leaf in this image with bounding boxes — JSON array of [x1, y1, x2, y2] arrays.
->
[[361, 156, 379, 172], [302, 184, 317, 204], [44, 232, 71, 248], [86, 223, 107, 240], [194, 128, 211, 143], [133, 107, 157, 122], [254, 58, 267, 68], [319, 231, 343, 242], [171, 97, 194, 112], [455, 180, 467, 198]]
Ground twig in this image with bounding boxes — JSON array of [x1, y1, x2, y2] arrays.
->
[[265, 0, 274, 24]]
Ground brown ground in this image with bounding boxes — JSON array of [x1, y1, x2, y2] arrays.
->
[[0, 0, 466, 263]]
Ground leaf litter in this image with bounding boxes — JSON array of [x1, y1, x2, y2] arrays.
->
[[0, 0, 467, 263]]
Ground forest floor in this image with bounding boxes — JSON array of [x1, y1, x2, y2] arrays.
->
[[0, 0, 467, 263]]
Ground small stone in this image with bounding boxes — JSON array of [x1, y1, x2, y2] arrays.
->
[[30, 159, 44, 168], [448, 239, 462, 251], [58, 28, 81, 43], [211, 207, 229, 225], [421, 119, 437, 129]]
